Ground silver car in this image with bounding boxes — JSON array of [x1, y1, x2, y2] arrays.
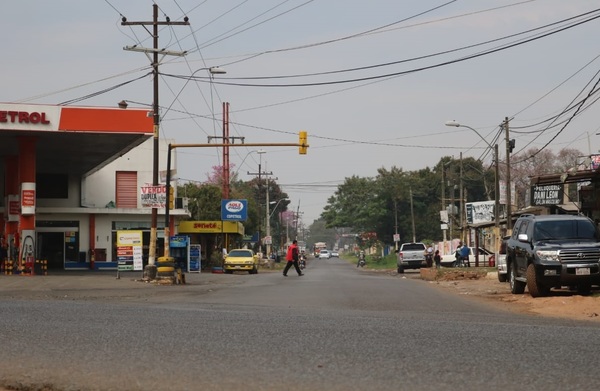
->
[[497, 236, 510, 282], [319, 250, 331, 259]]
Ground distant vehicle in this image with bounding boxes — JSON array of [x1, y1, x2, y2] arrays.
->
[[397, 242, 426, 273], [319, 250, 331, 259], [314, 242, 327, 257], [506, 214, 600, 297], [441, 247, 492, 267], [497, 236, 510, 282], [331, 250, 339, 257], [223, 249, 259, 274]]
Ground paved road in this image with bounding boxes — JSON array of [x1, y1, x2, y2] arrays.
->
[[1, 259, 599, 391]]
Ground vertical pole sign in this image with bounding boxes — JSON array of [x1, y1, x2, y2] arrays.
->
[[117, 231, 144, 273]]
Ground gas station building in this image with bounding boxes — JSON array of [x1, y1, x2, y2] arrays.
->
[[0, 102, 191, 271]]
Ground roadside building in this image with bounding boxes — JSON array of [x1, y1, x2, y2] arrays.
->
[[0, 103, 189, 271]]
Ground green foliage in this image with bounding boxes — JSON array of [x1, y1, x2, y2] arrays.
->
[[319, 156, 499, 247]]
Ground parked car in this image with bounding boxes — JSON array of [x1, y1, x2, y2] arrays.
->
[[397, 242, 426, 273], [497, 236, 510, 282], [223, 249, 259, 274], [331, 250, 339, 257], [506, 214, 600, 297], [319, 250, 331, 259], [440, 246, 492, 267]]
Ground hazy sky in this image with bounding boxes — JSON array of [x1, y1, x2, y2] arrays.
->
[[2, 1, 599, 225]]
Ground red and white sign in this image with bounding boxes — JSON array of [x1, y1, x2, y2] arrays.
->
[[21, 182, 35, 215], [7, 194, 20, 222], [140, 185, 167, 208], [0, 103, 152, 134]]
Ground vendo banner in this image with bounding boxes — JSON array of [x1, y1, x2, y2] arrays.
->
[[140, 185, 167, 208]]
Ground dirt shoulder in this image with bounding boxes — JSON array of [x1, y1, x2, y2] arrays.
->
[[419, 269, 600, 322]]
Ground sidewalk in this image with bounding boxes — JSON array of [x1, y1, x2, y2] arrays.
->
[[0, 269, 245, 302]]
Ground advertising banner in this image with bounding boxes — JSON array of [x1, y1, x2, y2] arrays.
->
[[531, 184, 563, 206], [116, 230, 143, 271], [140, 185, 167, 208], [466, 201, 495, 224], [189, 244, 201, 273], [221, 199, 248, 221]]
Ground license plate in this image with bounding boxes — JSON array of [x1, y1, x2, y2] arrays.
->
[[235, 265, 241, 269], [576, 267, 590, 275]]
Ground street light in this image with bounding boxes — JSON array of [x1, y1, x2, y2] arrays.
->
[[445, 120, 500, 266], [267, 198, 289, 256], [255, 150, 266, 255]]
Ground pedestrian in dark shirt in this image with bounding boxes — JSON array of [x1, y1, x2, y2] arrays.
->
[[434, 249, 441, 269]]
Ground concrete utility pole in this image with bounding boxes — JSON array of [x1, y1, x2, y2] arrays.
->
[[122, 5, 189, 277], [410, 187, 416, 243], [247, 151, 270, 255], [504, 117, 512, 231], [459, 152, 464, 243]]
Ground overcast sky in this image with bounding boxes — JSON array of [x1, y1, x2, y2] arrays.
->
[[2, 1, 599, 224]]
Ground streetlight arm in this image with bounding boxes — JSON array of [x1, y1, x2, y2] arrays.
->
[[445, 121, 493, 150], [269, 198, 289, 218]]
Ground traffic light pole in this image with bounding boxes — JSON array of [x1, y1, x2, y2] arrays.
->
[[164, 136, 309, 257]]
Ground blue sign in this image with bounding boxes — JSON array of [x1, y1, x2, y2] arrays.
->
[[170, 235, 189, 248], [221, 199, 248, 221]]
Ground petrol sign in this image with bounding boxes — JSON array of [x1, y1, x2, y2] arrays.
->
[[221, 199, 248, 221]]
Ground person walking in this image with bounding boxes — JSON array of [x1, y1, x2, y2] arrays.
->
[[434, 249, 441, 269], [459, 242, 470, 267], [283, 240, 304, 277]]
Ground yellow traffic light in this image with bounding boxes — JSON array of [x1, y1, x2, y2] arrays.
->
[[168, 186, 175, 209], [299, 131, 308, 154]]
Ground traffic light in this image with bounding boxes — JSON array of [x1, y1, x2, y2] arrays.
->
[[168, 185, 175, 209], [299, 131, 308, 154], [509, 139, 515, 154]]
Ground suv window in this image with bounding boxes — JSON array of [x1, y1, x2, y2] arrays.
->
[[533, 219, 597, 240], [401, 243, 426, 251]]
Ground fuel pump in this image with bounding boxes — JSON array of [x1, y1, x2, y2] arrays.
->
[[20, 235, 35, 274]]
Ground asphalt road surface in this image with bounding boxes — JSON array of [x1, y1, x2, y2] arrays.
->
[[1, 258, 599, 391]]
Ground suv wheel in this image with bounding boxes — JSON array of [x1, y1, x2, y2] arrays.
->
[[509, 262, 526, 294], [498, 272, 507, 283], [526, 263, 549, 297], [397, 266, 404, 274]]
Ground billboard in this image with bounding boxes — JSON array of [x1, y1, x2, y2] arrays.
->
[[530, 184, 563, 206], [221, 199, 248, 221], [466, 201, 495, 224]]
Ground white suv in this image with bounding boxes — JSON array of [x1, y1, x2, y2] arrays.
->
[[319, 250, 331, 259]]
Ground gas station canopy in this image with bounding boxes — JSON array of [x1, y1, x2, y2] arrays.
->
[[0, 103, 154, 176]]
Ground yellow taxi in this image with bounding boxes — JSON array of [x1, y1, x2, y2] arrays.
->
[[223, 249, 259, 274]]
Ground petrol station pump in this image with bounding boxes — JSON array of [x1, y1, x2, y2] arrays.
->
[[169, 235, 190, 272], [3, 138, 38, 274]]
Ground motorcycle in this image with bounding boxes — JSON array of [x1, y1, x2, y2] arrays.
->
[[299, 255, 306, 269], [425, 253, 433, 268], [357, 254, 366, 268]]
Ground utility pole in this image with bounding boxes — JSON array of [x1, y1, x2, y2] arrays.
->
[[394, 198, 399, 251], [122, 5, 189, 277], [441, 164, 447, 251], [410, 187, 416, 243], [459, 152, 464, 243], [247, 152, 270, 255], [504, 117, 512, 231]]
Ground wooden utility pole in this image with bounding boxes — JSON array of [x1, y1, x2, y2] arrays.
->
[[122, 5, 189, 273]]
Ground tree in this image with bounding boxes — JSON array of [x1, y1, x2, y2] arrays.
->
[[321, 175, 386, 233], [178, 182, 221, 220]]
